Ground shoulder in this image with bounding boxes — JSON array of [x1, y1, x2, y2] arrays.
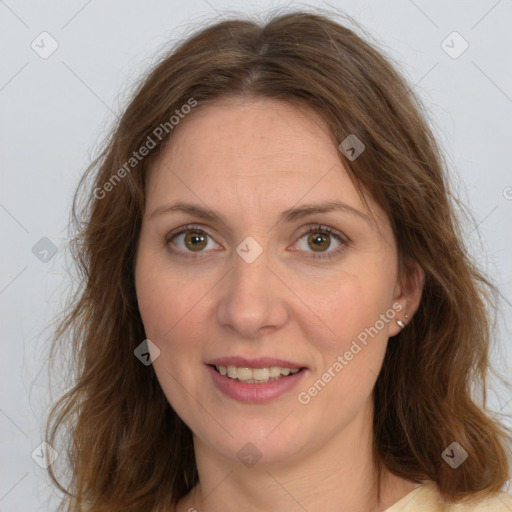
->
[[385, 480, 512, 512], [449, 491, 512, 511]]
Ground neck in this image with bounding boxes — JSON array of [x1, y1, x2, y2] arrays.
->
[[177, 400, 418, 512]]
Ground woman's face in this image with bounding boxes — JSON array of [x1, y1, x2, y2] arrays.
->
[[135, 97, 411, 466]]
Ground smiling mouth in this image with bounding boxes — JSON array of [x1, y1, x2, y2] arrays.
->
[[210, 364, 305, 384]]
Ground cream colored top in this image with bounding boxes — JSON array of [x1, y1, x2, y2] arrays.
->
[[384, 480, 512, 511]]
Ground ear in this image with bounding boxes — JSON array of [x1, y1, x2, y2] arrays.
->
[[388, 259, 425, 337]]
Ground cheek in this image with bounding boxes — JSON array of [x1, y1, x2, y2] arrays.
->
[[135, 246, 212, 344], [134, 250, 209, 414], [293, 262, 396, 354], [293, 273, 394, 421]]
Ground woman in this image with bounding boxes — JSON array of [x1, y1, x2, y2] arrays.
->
[[46, 10, 512, 512]]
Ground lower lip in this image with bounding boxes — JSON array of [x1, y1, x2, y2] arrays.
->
[[206, 365, 308, 404]]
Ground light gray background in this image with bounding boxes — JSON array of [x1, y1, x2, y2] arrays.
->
[[1, 0, 511, 510]]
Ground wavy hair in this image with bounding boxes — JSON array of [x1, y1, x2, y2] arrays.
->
[[45, 9, 511, 511]]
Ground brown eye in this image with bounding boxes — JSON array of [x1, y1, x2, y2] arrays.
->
[[307, 231, 331, 252], [166, 225, 220, 255], [184, 230, 208, 251], [292, 225, 347, 260]]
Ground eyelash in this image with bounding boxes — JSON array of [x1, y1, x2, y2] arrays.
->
[[165, 224, 348, 260]]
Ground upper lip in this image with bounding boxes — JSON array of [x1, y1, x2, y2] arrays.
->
[[207, 356, 307, 369]]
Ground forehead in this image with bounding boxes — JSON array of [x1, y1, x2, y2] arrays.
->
[[170, 97, 335, 162], [144, 97, 387, 231], [148, 97, 351, 192]]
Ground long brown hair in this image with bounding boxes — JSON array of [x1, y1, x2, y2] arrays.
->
[[46, 9, 511, 511]]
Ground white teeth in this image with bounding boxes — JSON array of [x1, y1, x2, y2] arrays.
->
[[237, 367, 253, 380], [215, 365, 301, 383], [252, 368, 269, 381], [269, 366, 281, 378]]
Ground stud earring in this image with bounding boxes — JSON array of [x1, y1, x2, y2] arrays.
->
[[396, 319, 405, 329]]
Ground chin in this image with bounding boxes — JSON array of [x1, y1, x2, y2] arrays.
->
[[191, 414, 315, 467]]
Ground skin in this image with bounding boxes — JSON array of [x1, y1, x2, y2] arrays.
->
[[134, 97, 425, 512]]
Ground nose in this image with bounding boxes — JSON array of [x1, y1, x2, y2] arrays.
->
[[216, 244, 289, 339]]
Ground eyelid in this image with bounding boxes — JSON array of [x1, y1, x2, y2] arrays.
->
[[165, 223, 349, 259], [291, 224, 349, 260], [165, 224, 219, 244], [165, 224, 223, 256], [297, 224, 349, 244]]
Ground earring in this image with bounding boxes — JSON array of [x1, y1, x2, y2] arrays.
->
[[396, 319, 405, 329]]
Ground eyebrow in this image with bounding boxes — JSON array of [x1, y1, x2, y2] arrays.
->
[[149, 200, 371, 227]]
